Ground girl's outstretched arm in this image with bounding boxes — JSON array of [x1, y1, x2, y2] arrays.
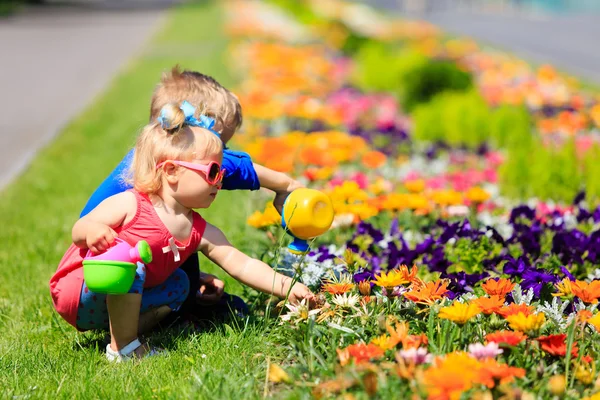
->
[[198, 222, 314, 304]]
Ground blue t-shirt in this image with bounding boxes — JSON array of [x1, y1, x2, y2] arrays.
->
[[80, 148, 260, 217]]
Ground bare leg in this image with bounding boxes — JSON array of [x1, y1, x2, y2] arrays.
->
[[107, 293, 144, 354], [138, 305, 172, 334]]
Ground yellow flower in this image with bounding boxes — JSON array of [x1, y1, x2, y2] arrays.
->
[[587, 313, 600, 332], [370, 334, 398, 351], [548, 375, 566, 395], [574, 362, 596, 385], [430, 190, 463, 207], [505, 312, 546, 333], [404, 179, 425, 193], [438, 301, 481, 325], [373, 269, 411, 291], [246, 203, 280, 228], [466, 187, 490, 204], [268, 363, 290, 383], [553, 278, 573, 298]]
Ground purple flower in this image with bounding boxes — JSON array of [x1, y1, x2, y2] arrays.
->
[[560, 266, 575, 281], [443, 271, 489, 296], [509, 205, 536, 224], [521, 268, 559, 297], [573, 190, 585, 206], [353, 269, 374, 283], [389, 218, 400, 237], [552, 229, 587, 265], [502, 256, 531, 276]]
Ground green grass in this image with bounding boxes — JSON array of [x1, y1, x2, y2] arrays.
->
[[0, 2, 292, 398]]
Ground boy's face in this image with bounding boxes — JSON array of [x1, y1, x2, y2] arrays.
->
[[219, 125, 235, 145]]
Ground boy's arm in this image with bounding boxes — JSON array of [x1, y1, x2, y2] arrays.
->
[[80, 150, 135, 217], [221, 149, 303, 213], [252, 163, 304, 214], [198, 222, 313, 303]]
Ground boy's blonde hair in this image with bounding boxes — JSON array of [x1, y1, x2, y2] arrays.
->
[[150, 66, 243, 135], [131, 103, 223, 195]]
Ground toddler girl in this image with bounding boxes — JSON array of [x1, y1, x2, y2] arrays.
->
[[50, 102, 314, 361]]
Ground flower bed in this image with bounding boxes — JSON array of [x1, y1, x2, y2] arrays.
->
[[224, 1, 600, 398]]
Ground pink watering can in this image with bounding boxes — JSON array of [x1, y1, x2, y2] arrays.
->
[[83, 238, 153, 294]]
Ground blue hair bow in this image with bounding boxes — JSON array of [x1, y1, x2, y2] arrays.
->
[[158, 101, 220, 138]]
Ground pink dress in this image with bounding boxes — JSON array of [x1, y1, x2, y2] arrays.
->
[[49, 190, 207, 328]]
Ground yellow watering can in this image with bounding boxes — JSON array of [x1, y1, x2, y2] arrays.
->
[[281, 188, 335, 254]]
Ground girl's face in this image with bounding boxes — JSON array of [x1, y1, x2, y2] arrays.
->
[[173, 151, 223, 209]]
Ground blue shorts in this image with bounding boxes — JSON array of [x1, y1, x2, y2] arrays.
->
[[76, 263, 189, 331]]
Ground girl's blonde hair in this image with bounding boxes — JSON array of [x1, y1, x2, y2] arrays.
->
[[129, 103, 223, 194]]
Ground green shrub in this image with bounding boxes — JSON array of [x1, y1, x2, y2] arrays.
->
[[413, 90, 533, 150], [352, 42, 426, 92], [400, 59, 473, 111], [499, 137, 590, 202], [412, 91, 488, 148], [489, 104, 532, 148]]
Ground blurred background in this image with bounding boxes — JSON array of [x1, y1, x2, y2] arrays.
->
[[1, 0, 599, 190]]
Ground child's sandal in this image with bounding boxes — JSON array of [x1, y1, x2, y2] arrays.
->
[[105, 338, 162, 362]]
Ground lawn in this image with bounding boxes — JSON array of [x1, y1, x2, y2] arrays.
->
[[0, 2, 289, 399]]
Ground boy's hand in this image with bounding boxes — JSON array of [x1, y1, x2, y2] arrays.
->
[[86, 222, 117, 254], [197, 272, 225, 305], [288, 282, 316, 306], [273, 180, 305, 215]]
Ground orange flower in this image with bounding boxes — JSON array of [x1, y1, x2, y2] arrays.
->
[[571, 280, 600, 304], [485, 330, 527, 347], [423, 352, 480, 399], [386, 320, 409, 344], [361, 150, 387, 169], [577, 309, 593, 324], [472, 296, 505, 315], [496, 303, 534, 318], [537, 334, 578, 357], [345, 343, 385, 364], [481, 278, 515, 297], [323, 282, 355, 295], [402, 334, 428, 349], [477, 358, 526, 388], [404, 280, 449, 305]]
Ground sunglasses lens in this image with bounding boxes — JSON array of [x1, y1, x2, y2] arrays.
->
[[208, 163, 220, 182]]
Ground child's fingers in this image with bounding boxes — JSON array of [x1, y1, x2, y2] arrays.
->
[[107, 228, 118, 243]]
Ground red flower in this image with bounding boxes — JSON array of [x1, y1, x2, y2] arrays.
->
[[346, 343, 384, 364], [537, 334, 578, 357], [486, 330, 527, 347]]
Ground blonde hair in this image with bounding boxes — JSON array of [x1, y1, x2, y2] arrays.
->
[[130, 103, 223, 194], [150, 66, 243, 134]]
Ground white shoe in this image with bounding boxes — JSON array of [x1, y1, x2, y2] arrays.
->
[[105, 338, 163, 362]]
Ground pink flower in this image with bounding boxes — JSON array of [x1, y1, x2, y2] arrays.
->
[[350, 172, 369, 189], [468, 342, 503, 360], [398, 347, 432, 365], [485, 151, 504, 167]]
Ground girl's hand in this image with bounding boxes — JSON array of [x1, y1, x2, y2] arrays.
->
[[197, 272, 225, 305], [288, 282, 315, 305], [86, 222, 117, 254]]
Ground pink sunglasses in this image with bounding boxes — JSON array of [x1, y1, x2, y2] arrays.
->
[[156, 160, 225, 185]]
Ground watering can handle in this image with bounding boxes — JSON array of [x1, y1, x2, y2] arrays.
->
[[85, 237, 125, 258]]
